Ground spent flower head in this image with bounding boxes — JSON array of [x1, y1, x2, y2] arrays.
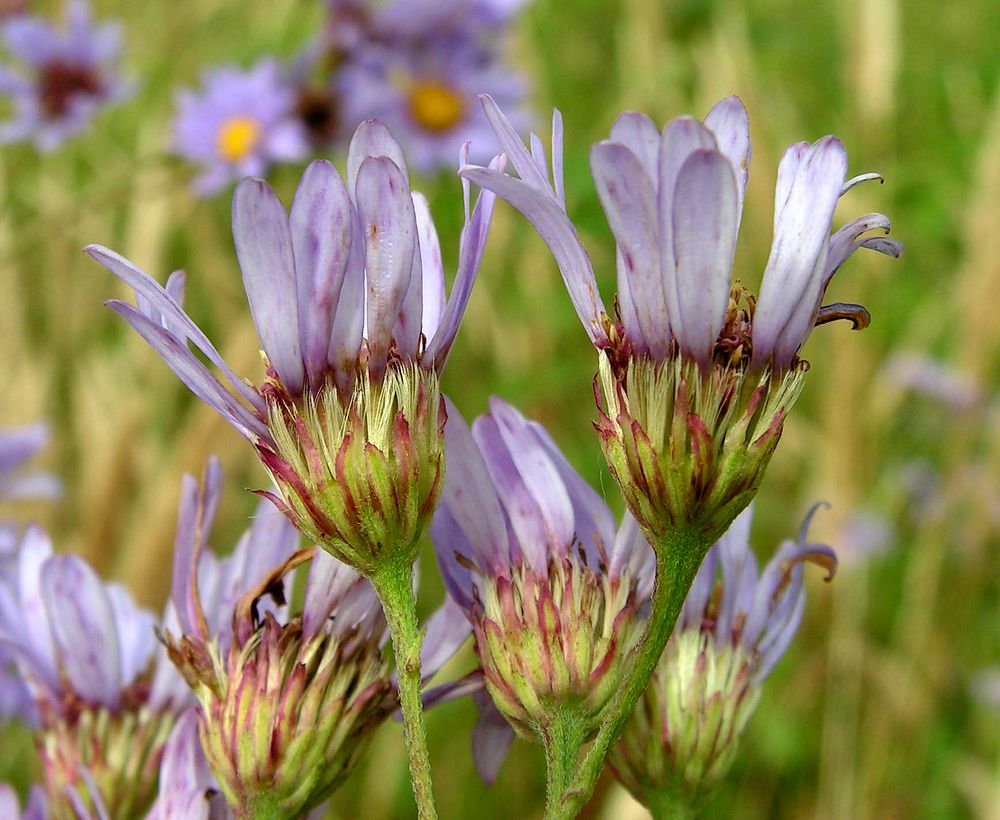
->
[[462, 96, 901, 545], [432, 397, 656, 772], [160, 458, 468, 817], [0, 0, 131, 150], [0, 526, 187, 819], [172, 60, 310, 195], [609, 505, 836, 809], [89, 124, 501, 576]]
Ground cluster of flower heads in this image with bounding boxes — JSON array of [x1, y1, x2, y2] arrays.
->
[[0, 0, 130, 151], [1, 88, 898, 816], [173, 0, 532, 193]]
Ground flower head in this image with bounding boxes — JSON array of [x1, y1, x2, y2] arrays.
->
[[172, 60, 309, 195], [0, 0, 131, 151], [160, 457, 468, 817], [0, 526, 187, 819], [90, 124, 500, 575], [432, 397, 655, 765], [609, 505, 836, 808], [462, 97, 901, 542]]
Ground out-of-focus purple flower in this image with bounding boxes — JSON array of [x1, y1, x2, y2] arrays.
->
[[609, 505, 836, 808], [172, 60, 309, 196], [0, 0, 131, 151], [881, 351, 983, 412], [89, 124, 502, 577], [0, 526, 187, 819], [160, 457, 468, 817], [461, 97, 900, 545], [431, 396, 655, 783], [0, 784, 46, 820], [337, 39, 530, 173], [0, 422, 61, 502]]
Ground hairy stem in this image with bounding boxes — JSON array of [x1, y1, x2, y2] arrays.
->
[[370, 557, 437, 820], [542, 706, 588, 819], [557, 525, 714, 817]]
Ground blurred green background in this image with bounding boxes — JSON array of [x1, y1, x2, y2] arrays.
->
[[3, 0, 1000, 816]]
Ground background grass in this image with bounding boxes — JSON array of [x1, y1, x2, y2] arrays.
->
[[3, 0, 1000, 816]]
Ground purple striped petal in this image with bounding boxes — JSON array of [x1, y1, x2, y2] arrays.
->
[[609, 111, 661, 184], [41, 556, 122, 708], [232, 178, 304, 394], [290, 160, 354, 390], [671, 149, 738, 366], [657, 117, 718, 346], [752, 137, 848, 370], [13, 526, 57, 691], [591, 140, 671, 357], [106, 301, 269, 441], [413, 192, 446, 343], [438, 398, 509, 577], [704, 96, 751, 226], [147, 708, 217, 820], [347, 120, 409, 192], [87, 245, 265, 414], [106, 584, 156, 687], [460, 165, 609, 346], [354, 156, 417, 379]]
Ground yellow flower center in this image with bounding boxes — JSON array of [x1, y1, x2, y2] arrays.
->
[[407, 82, 465, 133], [217, 116, 261, 163]]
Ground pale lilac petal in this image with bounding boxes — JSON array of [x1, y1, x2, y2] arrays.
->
[[347, 120, 409, 192], [303, 549, 362, 641], [147, 709, 217, 820], [527, 420, 616, 568], [105, 301, 268, 441], [327, 208, 366, 391], [671, 150, 738, 365], [0, 423, 48, 474], [824, 212, 899, 282], [713, 506, 757, 642], [13, 526, 57, 692], [420, 595, 471, 679], [425, 154, 504, 368], [840, 172, 882, 195], [87, 245, 265, 413], [355, 155, 417, 378], [472, 690, 515, 785], [657, 117, 717, 344], [551, 109, 565, 208], [0, 785, 19, 818], [678, 547, 718, 632], [473, 408, 570, 571], [430, 506, 477, 609], [41, 556, 121, 708], [290, 160, 354, 390], [529, 132, 549, 181], [591, 140, 670, 357], [615, 248, 645, 353], [106, 584, 156, 687], [609, 111, 660, 183], [478, 94, 549, 192], [704, 96, 751, 226], [609, 512, 656, 603], [438, 398, 509, 577], [753, 137, 848, 369], [413, 192, 446, 342], [460, 165, 609, 345], [232, 178, 304, 394]]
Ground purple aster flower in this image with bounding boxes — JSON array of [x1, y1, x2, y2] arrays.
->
[[337, 38, 530, 173], [160, 457, 469, 817], [431, 396, 656, 783], [89, 123, 501, 579], [608, 504, 836, 809], [461, 97, 901, 543], [0, 0, 131, 151], [0, 526, 187, 819], [172, 60, 309, 196], [0, 422, 61, 502]]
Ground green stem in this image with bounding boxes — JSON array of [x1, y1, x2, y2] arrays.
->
[[645, 784, 699, 820], [369, 557, 438, 820], [542, 706, 589, 819], [556, 526, 714, 818], [235, 794, 285, 820]]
